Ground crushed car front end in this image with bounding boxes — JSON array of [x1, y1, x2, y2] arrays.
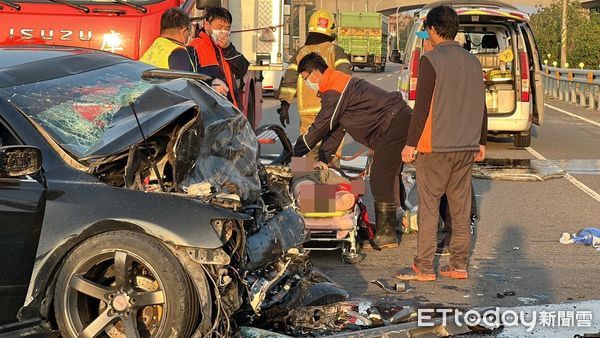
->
[[0, 46, 345, 337]]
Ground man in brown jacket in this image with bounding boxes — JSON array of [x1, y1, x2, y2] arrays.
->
[[397, 5, 487, 282], [293, 52, 412, 249]]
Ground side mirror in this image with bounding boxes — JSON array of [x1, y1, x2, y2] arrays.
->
[[389, 50, 403, 64], [0, 146, 42, 178], [196, 0, 221, 10]]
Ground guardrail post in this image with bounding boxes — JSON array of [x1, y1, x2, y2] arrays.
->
[[579, 87, 587, 107], [587, 89, 595, 110], [558, 81, 564, 101], [571, 84, 578, 104], [543, 76, 548, 95], [590, 85, 600, 111]]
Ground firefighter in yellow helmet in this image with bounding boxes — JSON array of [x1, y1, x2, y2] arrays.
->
[[275, 9, 352, 163]]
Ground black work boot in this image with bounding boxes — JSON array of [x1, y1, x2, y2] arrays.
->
[[372, 202, 399, 249]]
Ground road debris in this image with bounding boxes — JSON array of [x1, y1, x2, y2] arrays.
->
[[472, 158, 566, 181], [389, 306, 417, 324], [370, 279, 415, 294], [560, 227, 600, 249], [517, 297, 538, 305]]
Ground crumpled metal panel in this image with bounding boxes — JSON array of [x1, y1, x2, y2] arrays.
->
[[246, 207, 309, 270], [167, 79, 261, 203], [83, 78, 261, 203], [301, 282, 349, 307]]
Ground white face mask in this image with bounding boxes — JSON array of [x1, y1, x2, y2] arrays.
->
[[304, 79, 319, 92], [304, 72, 319, 91], [208, 22, 230, 41]]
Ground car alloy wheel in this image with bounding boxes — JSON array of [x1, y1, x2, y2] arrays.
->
[[54, 231, 200, 338]]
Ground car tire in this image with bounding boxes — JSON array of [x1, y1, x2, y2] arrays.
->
[[54, 231, 200, 338], [513, 130, 531, 147]]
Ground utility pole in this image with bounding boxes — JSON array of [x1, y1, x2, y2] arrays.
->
[[561, 0, 568, 67], [396, 5, 401, 51], [299, 1, 306, 45], [289, 5, 296, 55]]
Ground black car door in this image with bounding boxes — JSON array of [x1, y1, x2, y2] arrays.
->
[[0, 119, 46, 326]]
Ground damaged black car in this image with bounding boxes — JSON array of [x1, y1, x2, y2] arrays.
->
[[0, 46, 347, 337]]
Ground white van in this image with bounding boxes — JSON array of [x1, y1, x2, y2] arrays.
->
[[396, 1, 544, 147]]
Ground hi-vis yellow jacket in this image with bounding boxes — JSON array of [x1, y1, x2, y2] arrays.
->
[[275, 42, 351, 116], [140, 37, 196, 72]]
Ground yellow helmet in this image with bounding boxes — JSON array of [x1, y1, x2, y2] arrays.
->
[[308, 9, 336, 37]]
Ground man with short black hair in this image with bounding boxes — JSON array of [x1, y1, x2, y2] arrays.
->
[[190, 6, 250, 108], [276, 9, 351, 164], [293, 52, 412, 250], [140, 8, 197, 72], [397, 5, 487, 282]]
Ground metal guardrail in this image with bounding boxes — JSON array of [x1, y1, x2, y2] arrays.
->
[[542, 66, 600, 110]]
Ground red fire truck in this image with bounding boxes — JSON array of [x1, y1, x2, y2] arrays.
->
[[0, 0, 266, 128]]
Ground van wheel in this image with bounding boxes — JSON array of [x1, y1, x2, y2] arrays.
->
[[54, 231, 202, 338], [513, 131, 531, 147]]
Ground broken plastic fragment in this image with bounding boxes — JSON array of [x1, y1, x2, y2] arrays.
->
[[186, 181, 213, 197], [369, 279, 415, 294], [345, 310, 373, 327], [390, 307, 417, 324]]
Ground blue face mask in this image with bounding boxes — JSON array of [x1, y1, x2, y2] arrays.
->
[[416, 30, 429, 39]]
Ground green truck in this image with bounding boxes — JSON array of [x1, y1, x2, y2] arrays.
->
[[337, 12, 389, 73]]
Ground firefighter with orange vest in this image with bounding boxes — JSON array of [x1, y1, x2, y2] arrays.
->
[[292, 52, 413, 250], [275, 9, 352, 162], [140, 8, 197, 72], [190, 7, 250, 109]]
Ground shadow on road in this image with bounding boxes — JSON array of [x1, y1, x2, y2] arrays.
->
[[471, 223, 552, 308]]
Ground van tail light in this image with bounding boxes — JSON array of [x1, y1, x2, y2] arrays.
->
[[519, 51, 530, 102], [409, 48, 421, 100]]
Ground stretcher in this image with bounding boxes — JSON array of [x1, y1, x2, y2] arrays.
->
[[255, 124, 373, 264], [291, 171, 365, 264]]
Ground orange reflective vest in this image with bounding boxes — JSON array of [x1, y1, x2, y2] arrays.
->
[[190, 32, 239, 108]]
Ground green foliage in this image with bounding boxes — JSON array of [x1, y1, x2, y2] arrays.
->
[[530, 0, 600, 68], [397, 23, 410, 51]]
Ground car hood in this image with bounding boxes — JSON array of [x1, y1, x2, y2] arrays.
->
[[84, 78, 261, 203], [81, 84, 197, 159]]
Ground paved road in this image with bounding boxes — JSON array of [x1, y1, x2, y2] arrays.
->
[[257, 63, 600, 311]]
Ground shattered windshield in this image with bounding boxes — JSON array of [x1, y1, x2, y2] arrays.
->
[[0, 62, 153, 158]]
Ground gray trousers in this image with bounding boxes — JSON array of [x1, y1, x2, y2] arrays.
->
[[414, 151, 474, 273]]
